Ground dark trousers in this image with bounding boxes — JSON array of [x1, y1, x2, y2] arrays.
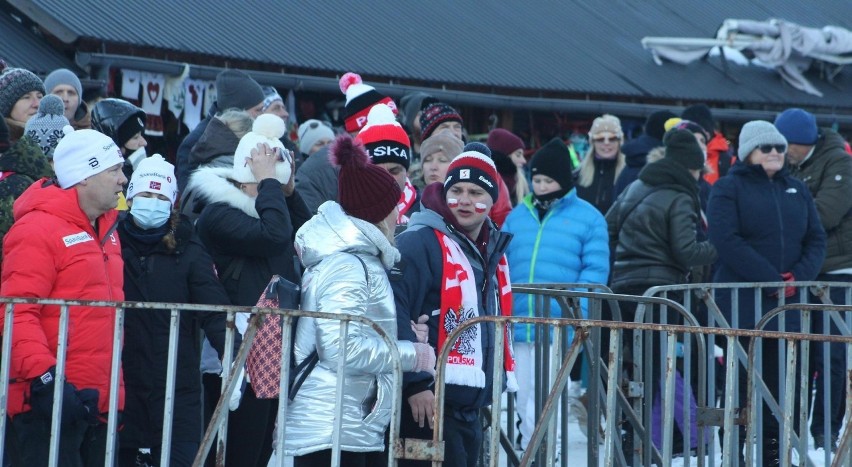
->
[[735, 336, 803, 460], [294, 449, 387, 467], [10, 411, 111, 467], [201, 375, 276, 467], [225, 384, 277, 467], [809, 274, 850, 441], [117, 441, 198, 467], [606, 286, 692, 459], [397, 404, 482, 467]]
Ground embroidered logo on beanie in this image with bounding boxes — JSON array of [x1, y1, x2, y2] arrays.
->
[[444, 150, 500, 202], [126, 154, 177, 204], [24, 94, 70, 159], [339, 72, 397, 133], [53, 128, 125, 189], [355, 104, 411, 170]]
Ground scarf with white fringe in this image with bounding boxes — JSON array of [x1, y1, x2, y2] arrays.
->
[[435, 230, 517, 391]]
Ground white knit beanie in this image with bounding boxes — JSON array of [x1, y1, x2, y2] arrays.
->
[[53, 128, 125, 188], [232, 114, 291, 184], [127, 154, 177, 204]]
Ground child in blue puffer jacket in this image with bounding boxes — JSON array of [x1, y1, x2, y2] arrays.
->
[[501, 137, 609, 450]]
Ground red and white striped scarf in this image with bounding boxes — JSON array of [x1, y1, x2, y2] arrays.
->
[[435, 230, 517, 391], [397, 178, 416, 225]]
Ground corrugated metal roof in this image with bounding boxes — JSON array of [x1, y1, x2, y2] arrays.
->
[[0, 9, 78, 75], [8, 0, 852, 107]]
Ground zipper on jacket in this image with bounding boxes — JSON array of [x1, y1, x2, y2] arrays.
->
[[98, 217, 120, 302], [771, 179, 786, 273], [525, 202, 555, 342]]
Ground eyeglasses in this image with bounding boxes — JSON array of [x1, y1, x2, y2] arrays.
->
[[593, 136, 621, 144], [758, 144, 786, 154]]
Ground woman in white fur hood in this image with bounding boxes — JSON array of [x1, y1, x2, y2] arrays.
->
[[187, 114, 312, 467]]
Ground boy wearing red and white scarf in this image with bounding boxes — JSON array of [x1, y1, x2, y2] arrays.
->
[[391, 149, 516, 467]]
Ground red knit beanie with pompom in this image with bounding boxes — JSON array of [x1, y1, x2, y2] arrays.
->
[[331, 134, 401, 223]]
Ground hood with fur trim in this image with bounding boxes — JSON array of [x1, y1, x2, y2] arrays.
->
[[184, 166, 261, 218]]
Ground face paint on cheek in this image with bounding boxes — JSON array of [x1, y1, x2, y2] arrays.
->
[[447, 198, 459, 208], [474, 202, 487, 213]]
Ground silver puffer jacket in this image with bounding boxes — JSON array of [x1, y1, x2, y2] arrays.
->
[[283, 201, 417, 455]]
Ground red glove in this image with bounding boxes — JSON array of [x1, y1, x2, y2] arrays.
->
[[781, 272, 795, 298]]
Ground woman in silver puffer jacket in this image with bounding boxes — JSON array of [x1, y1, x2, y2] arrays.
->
[[283, 135, 435, 465]]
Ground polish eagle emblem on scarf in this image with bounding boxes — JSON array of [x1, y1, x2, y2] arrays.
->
[[443, 306, 478, 354]]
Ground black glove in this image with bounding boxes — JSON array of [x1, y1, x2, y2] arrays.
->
[[29, 366, 100, 426]]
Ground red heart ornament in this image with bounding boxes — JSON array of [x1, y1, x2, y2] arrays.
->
[[189, 84, 198, 106], [147, 82, 160, 104]]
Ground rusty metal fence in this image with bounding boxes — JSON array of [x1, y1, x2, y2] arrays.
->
[[0, 298, 406, 467], [3, 282, 852, 467], [479, 282, 852, 467]]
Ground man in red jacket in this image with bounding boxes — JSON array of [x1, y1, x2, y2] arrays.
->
[[1, 127, 127, 466]]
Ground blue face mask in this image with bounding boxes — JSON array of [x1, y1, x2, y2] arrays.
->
[[129, 196, 172, 230]]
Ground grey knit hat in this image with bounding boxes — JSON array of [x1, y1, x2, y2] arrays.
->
[[43, 68, 82, 113], [0, 60, 45, 118], [215, 69, 264, 112], [737, 120, 787, 161], [25, 95, 71, 159]]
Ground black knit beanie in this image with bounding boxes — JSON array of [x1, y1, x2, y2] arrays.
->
[[681, 104, 715, 136], [645, 110, 677, 141], [529, 137, 575, 191], [663, 129, 705, 170]]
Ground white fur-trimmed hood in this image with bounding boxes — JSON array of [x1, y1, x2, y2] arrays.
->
[[184, 166, 261, 218]]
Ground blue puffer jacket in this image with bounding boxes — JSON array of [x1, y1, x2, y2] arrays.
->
[[708, 163, 826, 330], [502, 189, 610, 342]]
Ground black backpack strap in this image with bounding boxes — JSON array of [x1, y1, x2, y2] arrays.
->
[[288, 252, 370, 401]]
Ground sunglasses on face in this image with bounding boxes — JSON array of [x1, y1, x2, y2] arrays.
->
[[593, 136, 621, 144], [758, 144, 786, 154]]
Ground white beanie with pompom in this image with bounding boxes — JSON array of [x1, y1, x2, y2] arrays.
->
[[232, 114, 292, 184]]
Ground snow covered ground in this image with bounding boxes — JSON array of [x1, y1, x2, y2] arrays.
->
[[267, 396, 845, 466]]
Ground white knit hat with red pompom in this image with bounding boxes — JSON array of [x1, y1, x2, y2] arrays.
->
[[232, 114, 292, 184], [338, 72, 397, 133]]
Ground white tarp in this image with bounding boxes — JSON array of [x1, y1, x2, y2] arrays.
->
[[642, 19, 852, 97]]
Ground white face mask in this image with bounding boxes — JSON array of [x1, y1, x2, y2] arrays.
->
[[130, 196, 172, 230]]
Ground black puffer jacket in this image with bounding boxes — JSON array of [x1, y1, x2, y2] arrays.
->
[[606, 158, 717, 290], [192, 167, 311, 306], [575, 157, 619, 215], [118, 214, 231, 448]]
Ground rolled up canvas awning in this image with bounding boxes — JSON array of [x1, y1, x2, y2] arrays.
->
[[643, 19, 852, 97]]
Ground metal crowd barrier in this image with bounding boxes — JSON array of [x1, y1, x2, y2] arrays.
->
[[5, 283, 852, 467], [0, 297, 405, 467], [644, 282, 852, 466], [442, 284, 852, 467]]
